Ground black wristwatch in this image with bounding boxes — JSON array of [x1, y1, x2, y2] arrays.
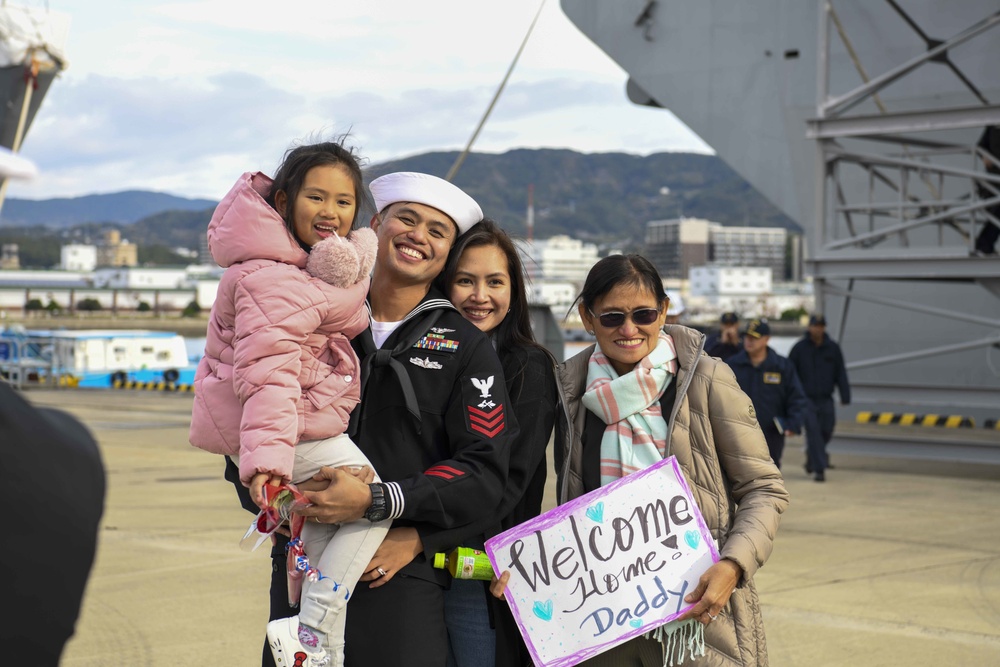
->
[[364, 483, 388, 522]]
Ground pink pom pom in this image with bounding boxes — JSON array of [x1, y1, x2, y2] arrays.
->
[[306, 235, 360, 288], [347, 227, 377, 282]]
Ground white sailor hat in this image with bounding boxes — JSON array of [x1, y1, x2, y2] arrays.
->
[[369, 172, 483, 235]]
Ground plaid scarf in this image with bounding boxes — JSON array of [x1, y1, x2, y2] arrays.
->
[[582, 333, 705, 665], [581, 332, 678, 486]]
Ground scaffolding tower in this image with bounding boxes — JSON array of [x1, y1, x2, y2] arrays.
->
[[806, 2, 1000, 456]]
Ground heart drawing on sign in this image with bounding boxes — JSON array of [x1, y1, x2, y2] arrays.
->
[[684, 529, 701, 549], [533, 599, 554, 622], [629, 619, 643, 629], [585, 502, 604, 523]]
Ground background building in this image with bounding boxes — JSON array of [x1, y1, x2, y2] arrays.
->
[[709, 225, 788, 281], [0, 243, 18, 270], [689, 265, 773, 299], [687, 265, 812, 319], [644, 217, 799, 281], [93, 267, 192, 290], [61, 244, 98, 271], [518, 235, 600, 284], [644, 217, 712, 280], [97, 230, 138, 268], [528, 280, 577, 310]]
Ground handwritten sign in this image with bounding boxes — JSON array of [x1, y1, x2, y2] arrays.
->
[[485, 455, 719, 667]]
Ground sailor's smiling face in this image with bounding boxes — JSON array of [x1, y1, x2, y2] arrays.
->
[[371, 201, 457, 286]]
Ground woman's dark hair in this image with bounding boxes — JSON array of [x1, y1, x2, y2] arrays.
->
[[436, 219, 554, 364], [265, 137, 373, 243], [570, 254, 668, 315]]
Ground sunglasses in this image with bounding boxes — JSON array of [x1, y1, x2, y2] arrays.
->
[[589, 307, 662, 329]]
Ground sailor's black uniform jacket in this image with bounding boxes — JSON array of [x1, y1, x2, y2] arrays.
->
[[349, 289, 514, 585]]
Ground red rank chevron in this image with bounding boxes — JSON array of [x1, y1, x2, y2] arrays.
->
[[425, 464, 465, 480], [468, 404, 505, 438]]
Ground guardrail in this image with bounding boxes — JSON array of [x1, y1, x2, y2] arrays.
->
[[111, 379, 194, 392], [856, 411, 979, 428]]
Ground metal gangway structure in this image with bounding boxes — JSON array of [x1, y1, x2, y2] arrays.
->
[[807, 1, 1000, 459]]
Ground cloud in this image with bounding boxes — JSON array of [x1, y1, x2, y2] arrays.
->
[[12, 71, 639, 196], [9, 72, 313, 198], [308, 78, 637, 160], [10, 66, 711, 200], [150, 0, 376, 40], [4, 2, 711, 199], [24, 72, 305, 161]]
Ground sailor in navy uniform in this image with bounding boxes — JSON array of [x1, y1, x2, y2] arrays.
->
[[296, 172, 514, 667], [726, 318, 811, 469], [348, 290, 513, 563]]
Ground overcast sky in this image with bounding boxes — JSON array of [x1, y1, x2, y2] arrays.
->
[[6, 0, 711, 201]]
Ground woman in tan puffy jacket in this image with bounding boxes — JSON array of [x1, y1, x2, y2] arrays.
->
[[554, 254, 789, 666]]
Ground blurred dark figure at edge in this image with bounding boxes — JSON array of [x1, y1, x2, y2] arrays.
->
[[975, 125, 1000, 255], [789, 314, 851, 481], [705, 311, 742, 361], [0, 382, 106, 666]]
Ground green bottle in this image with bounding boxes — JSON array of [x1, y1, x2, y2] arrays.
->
[[433, 546, 495, 581]]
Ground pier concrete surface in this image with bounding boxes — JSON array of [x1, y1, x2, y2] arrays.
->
[[16, 388, 999, 667]]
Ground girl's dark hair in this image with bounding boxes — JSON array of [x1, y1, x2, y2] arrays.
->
[[265, 137, 373, 242], [436, 219, 554, 364], [570, 254, 668, 315]]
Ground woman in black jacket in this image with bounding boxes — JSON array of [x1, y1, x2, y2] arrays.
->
[[430, 219, 559, 667]]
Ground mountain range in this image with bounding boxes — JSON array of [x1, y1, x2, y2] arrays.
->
[[0, 190, 217, 227], [0, 149, 799, 269]]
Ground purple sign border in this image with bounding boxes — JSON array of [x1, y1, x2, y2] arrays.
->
[[485, 455, 720, 667]]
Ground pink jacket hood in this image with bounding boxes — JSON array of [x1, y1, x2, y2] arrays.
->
[[207, 171, 308, 270]]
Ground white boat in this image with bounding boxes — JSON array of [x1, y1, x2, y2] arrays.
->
[[0, 327, 197, 388]]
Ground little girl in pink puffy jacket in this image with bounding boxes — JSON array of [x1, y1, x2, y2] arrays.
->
[[189, 140, 386, 667]]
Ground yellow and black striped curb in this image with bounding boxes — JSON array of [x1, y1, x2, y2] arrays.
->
[[31, 375, 82, 388], [111, 380, 194, 392], [856, 411, 975, 428], [986, 419, 1000, 430]]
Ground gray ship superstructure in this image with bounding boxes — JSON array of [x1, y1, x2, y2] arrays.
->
[[562, 0, 1000, 456]]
